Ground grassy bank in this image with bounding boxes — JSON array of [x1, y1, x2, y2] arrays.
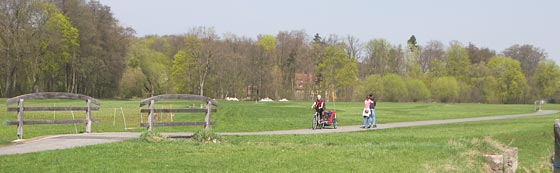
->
[[0, 113, 556, 172]]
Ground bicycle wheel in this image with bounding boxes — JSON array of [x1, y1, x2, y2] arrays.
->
[[312, 113, 318, 130]]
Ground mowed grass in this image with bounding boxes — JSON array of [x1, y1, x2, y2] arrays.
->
[[0, 99, 542, 144], [0, 112, 557, 172]]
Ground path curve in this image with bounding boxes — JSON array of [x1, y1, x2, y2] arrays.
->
[[0, 110, 557, 156]]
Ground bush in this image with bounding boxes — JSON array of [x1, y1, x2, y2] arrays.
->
[[193, 129, 222, 143], [139, 131, 166, 142], [353, 74, 383, 101], [457, 81, 472, 103], [383, 74, 408, 102], [406, 78, 430, 102], [431, 76, 459, 102]]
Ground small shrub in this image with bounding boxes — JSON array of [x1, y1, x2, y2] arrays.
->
[[192, 129, 221, 143], [139, 131, 165, 142]]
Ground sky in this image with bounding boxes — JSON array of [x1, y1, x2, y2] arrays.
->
[[98, 0, 560, 64]]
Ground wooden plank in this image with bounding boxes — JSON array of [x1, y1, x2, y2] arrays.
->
[[140, 121, 215, 127], [7, 107, 100, 112], [6, 92, 101, 106], [139, 94, 218, 107], [6, 119, 100, 125], [140, 109, 217, 113]]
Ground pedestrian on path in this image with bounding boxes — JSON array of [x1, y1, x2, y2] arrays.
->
[[368, 94, 377, 128], [361, 95, 372, 128]]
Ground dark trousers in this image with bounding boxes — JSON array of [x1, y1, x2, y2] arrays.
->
[[316, 108, 324, 120]]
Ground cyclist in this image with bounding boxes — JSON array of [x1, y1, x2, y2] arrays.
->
[[311, 95, 326, 121]]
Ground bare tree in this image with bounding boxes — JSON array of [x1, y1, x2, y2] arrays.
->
[[503, 44, 546, 78], [419, 40, 445, 73], [344, 35, 363, 60], [466, 42, 496, 64]]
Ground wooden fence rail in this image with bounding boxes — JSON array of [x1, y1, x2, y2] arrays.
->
[[5, 92, 100, 139], [139, 94, 218, 132]]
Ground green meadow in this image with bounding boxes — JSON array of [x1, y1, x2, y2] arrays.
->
[[0, 99, 557, 172]]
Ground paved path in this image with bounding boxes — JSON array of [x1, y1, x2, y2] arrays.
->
[[0, 110, 557, 156]]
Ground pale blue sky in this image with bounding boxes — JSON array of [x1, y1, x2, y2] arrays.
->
[[99, 0, 560, 63]]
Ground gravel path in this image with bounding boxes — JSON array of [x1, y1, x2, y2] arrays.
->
[[1, 110, 557, 156]]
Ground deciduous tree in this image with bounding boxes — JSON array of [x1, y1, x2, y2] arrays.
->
[[487, 56, 528, 103]]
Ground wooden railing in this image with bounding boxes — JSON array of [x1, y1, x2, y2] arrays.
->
[[139, 94, 218, 131], [553, 119, 560, 173], [5, 92, 100, 139]]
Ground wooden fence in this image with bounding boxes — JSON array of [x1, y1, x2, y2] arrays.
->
[[139, 94, 218, 132], [553, 119, 560, 173], [5, 92, 100, 139]]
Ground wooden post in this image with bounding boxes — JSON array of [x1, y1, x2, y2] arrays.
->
[[554, 119, 560, 173], [148, 100, 155, 132], [17, 99, 24, 139], [121, 107, 127, 130], [85, 99, 92, 133], [113, 108, 117, 126], [204, 101, 211, 129]]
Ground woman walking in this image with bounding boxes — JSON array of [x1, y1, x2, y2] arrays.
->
[[368, 94, 377, 128], [361, 95, 373, 128]]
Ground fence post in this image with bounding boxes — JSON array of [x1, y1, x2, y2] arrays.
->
[[204, 101, 211, 129], [17, 99, 24, 139], [85, 99, 92, 133], [554, 119, 560, 173], [148, 100, 155, 132]]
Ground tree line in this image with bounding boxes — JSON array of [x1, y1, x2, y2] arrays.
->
[[2, 0, 560, 103], [0, 0, 131, 98]]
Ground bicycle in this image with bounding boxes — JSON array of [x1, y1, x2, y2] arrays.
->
[[312, 111, 321, 130], [312, 110, 337, 130]]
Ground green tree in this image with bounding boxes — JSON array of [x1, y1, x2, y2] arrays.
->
[[487, 56, 528, 103], [406, 78, 430, 102], [406, 39, 421, 78], [407, 35, 418, 52], [30, 3, 80, 92], [170, 30, 217, 97], [445, 43, 470, 81], [533, 59, 560, 100], [431, 76, 459, 102], [126, 39, 171, 97], [119, 67, 146, 98], [317, 46, 358, 99], [428, 59, 446, 78], [0, 0, 46, 96], [382, 74, 408, 102], [171, 50, 197, 94], [258, 34, 276, 53], [468, 63, 498, 103], [257, 34, 280, 98]]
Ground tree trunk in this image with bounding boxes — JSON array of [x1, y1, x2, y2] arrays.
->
[[199, 52, 210, 96]]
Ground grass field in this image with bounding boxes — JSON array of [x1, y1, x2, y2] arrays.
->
[[0, 99, 537, 143], [0, 99, 557, 172], [0, 112, 558, 172]]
